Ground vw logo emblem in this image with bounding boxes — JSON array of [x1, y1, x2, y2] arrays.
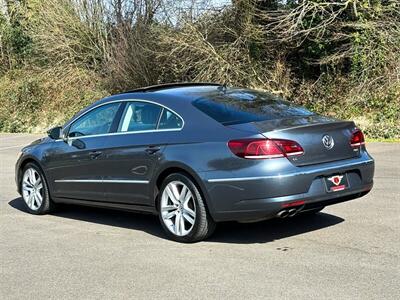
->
[[322, 134, 334, 150]]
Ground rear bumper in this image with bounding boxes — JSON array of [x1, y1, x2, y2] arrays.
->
[[201, 152, 374, 222], [210, 183, 373, 222]]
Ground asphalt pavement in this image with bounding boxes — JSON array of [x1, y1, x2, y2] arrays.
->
[[0, 134, 399, 299]]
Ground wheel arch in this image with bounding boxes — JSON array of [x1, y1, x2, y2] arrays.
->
[[151, 163, 215, 218], [17, 156, 46, 194]]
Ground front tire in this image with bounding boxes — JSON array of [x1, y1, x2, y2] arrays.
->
[[158, 173, 216, 243], [21, 163, 55, 215]]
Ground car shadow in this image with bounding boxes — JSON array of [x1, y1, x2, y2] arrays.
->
[[8, 197, 165, 239], [9, 197, 344, 244], [208, 214, 344, 244]]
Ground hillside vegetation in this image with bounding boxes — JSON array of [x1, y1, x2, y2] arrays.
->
[[0, 0, 399, 138]]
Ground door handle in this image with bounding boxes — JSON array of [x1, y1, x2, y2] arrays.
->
[[145, 146, 161, 155], [89, 151, 102, 159]]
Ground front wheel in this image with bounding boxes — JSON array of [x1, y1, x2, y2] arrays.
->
[[21, 163, 55, 215], [158, 173, 216, 243]]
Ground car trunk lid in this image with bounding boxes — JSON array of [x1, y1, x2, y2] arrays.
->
[[251, 116, 359, 166]]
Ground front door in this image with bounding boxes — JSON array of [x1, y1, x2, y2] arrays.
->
[[47, 136, 108, 201], [46, 102, 123, 201]]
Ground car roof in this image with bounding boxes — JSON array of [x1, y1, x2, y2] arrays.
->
[[120, 82, 223, 94], [88, 83, 231, 111], [119, 83, 230, 102], [64, 83, 227, 127]]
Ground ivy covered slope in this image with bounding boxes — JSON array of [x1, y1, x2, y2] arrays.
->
[[0, 0, 399, 138]]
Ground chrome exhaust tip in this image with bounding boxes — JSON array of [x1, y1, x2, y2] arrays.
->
[[277, 210, 289, 218], [288, 208, 298, 217]]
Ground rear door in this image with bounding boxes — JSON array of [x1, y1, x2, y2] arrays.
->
[[47, 102, 123, 201], [102, 101, 183, 206]]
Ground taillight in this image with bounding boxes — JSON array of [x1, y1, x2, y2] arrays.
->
[[350, 128, 365, 147], [272, 139, 305, 157], [228, 138, 304, 159]]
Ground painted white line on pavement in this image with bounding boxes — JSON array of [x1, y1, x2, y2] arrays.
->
[[0, 144, 27, 151], [0, 135, 31, 141]]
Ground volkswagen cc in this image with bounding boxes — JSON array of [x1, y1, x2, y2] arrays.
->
[[15, 83, 375, 242]]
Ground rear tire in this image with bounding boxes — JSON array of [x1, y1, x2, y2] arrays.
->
[[20, 163, 56, 215], [158, 173, 216, 243]]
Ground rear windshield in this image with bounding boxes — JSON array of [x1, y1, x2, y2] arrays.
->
[[192, 90, 314, 125]]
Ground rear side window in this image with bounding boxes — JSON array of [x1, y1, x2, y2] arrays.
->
[[118, 102, 162, 132], [192, 90, 314, 125], [158, 109, 183, 129]]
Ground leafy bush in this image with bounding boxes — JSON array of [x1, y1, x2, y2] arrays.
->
[[0, 0, 398, 138], [0, 67, 108, 132]]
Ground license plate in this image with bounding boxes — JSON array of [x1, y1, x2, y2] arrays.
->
[[324, 173, 349, 192]]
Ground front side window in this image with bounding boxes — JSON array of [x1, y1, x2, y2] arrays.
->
[[68, 102, 120, 137], [118, 102, 162, 132]]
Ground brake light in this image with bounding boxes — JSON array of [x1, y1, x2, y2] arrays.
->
[[228, 138, 304, 159], [350, 128, 365, 147]]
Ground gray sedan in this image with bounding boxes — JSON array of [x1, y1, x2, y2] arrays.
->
[[15, 83, 375, 242]]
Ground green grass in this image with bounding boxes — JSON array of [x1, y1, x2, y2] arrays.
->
[[366, 138, 400, 143]]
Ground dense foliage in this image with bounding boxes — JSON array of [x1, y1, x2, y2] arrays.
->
[[0, 0, 399, 138]]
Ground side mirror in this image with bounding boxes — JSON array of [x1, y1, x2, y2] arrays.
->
[[47, 126, 62, 140]]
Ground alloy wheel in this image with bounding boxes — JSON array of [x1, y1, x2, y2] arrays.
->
[[160, 181, 196, 236], [22, 168, 43, 211]]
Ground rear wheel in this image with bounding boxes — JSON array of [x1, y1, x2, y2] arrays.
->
[[21, 163, 55, 215], [158, 173, 216, 242]]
